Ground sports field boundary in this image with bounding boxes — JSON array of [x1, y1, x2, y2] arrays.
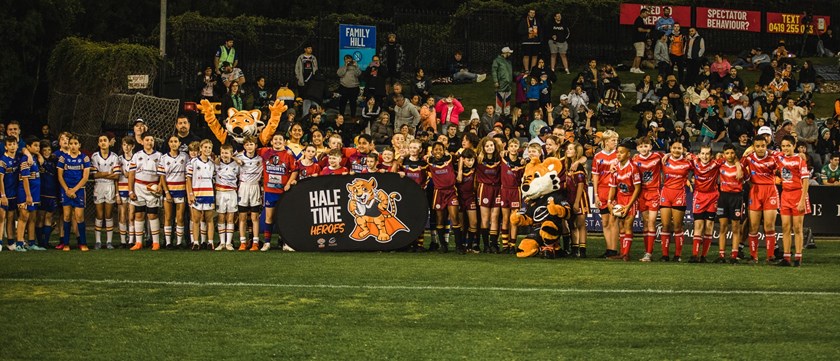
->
[[3, 277, 839, 297]]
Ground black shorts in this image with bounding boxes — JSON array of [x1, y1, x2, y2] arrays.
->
[[716, 192, 745, 221], [521, 43, 541, 56], [695, 212, 716, 221]]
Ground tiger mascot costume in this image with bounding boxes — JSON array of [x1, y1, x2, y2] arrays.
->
[[510, 157, 572, 258], [196, 99, 288, 147]]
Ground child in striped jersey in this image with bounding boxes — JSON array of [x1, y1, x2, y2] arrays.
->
[[235, 136, 264, 251], [159, 135, 189, 248], [186, 140, 216, 250], [91, 134, 120, 249], [128, 134, 164, 251], [116, 137, 135, 247], [295, 144, 321, 180], [214, 144, 240, 251], [187, 141, 208, 246]]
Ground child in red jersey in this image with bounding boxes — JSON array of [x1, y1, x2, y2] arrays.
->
[[741, 134, 780, 264], [591, 130, 620, 257], [687, 145, 724, 263], [659, 139, 691, 262], [499, 138, 525, 253], [716, 143, 745, 264], [476, 137, 503, 253], [607, 140, 642, 261], [632, 136, 663, 262], [259, 133, 298, 251], [776, 135, 809, 267], [296, 145, 321, 180], [457, 148, 479, 254], [319, 149, 349, 176], [398, 139, 429, 251], [562, 142, 589, 257], [427, 142, 461, 252]]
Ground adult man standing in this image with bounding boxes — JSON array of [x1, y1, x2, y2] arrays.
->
[[164, 115, 202, 154], [393, 95, 420, 135], [547, 12, 570, 74], [518, 9, 543, 72], [214, 36, 237, 75], [685, 27, 705, 86], [631, 8, 652, 74], [336, 54, 362, 117], [668, 23, 686, 84], [295, 45, 319, 113], [654, 7, 675, 37], [491, 47, 514, 116], [379, 33, 405, 90]]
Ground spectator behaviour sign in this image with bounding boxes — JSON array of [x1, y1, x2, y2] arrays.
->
[[696, 7, 760, 32], [338, 24, 376, 71]]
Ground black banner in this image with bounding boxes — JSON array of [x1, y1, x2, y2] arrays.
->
[[277, 173, 428, 251], [802, 186, 840, 236]]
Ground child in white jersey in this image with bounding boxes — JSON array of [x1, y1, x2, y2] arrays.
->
[[214, 144, 240, 251], [159, 135, 189, 249], [186, 140, 216, 250], [90, 134, 119, 249], [235, 136, 263, 251]]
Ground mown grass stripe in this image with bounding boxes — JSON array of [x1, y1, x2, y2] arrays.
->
[[2, 277, 838, 297]]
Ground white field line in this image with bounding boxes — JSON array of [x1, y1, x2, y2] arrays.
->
[[1, 278, 838, 297]]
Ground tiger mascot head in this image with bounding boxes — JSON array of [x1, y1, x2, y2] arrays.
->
[[223, 108, 265, 144], [521, 157, 565, 201]]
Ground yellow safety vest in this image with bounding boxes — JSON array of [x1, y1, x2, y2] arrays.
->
[[219, 46, 236, 67]]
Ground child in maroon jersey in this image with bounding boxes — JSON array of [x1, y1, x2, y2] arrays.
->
[[377, 147, 397, 172], [398, 139, 430, 251], [427, 142, 462, 252], [776, 135, 810, 267], [562, 142, 589, 257], [457, 149, 479, 254], [296, 145, 321, 180], [607, 140, 642, 261], [475, 137, 503, 253], [361, 153, 378, 174], [499, 138, 525, 253], [319, 149, 349, 176]]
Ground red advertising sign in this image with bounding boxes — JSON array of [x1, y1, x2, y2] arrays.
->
[[619, 4, 691, 27], [767, 13, 831, 35], [696, 7, 761, 32]]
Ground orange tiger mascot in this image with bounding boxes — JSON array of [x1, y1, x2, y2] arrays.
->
[[196, 99, 287, 146], [511, 157, 572, 258]]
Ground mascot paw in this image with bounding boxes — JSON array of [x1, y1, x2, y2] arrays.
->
[[516, 238, 540, 258], [269, 99, 288, 116], [510, 212, 522, 226], [197, 99, 215, 116]]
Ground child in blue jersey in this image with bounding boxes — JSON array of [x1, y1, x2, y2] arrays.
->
[[57, 135, 91, 251], [16, 136, 43, 251], [0, 137, 20, 250], [36, 140, 59, 248]]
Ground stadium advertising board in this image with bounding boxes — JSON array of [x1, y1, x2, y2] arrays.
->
[[277, 173, 428, 251], [696, 7, 761, 32], [619, 4, 691, 27], [766, 12, 831, 35], [338, 24, 377, 70]]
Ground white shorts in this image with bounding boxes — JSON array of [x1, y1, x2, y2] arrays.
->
[[237, 183, 262, 207], [548, 40, 568, 54], [166, 196, 185, 204], [216, 190, 238, 213], [118, 196, 130, 205], [131, 184, 161, 208], [191, 202, 214, 212], [94, 183, 116, 204]]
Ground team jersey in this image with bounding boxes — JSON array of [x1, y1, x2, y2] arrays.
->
[[742, 151, 779, 185], [428, 155, 457, 189], [377, 162, 395, 172], [719, 161, 744, 193], [319, 166, 348, 176], [475, 158, 501, 186], [609, 161, 642, 196], [457, 166, 477, 198], [565, 168, 587, 202], [158, 152, 188, 196], [117, 154, 133, 197], [90, 151, 120, 186], [215, 160, 240, 191], [318, 151, 349, 169], [401, 158, 428, 186], [186, 157, 215, 204], [17, 155, 40, 202], [40, 155, 59, 198], [296, 160, 321, 179], [501, 156, 525, 189], [775, 154, 809, 191], [0, 153, 19, 195], [57, 152, 91, 189], [592, 150, 618, 189], [236, 152, 263, 184], [690, 157, 723, 193], [343, 148, 368, 174], [632, 152, 663, 190], [129, 150, 163, 185], [259, 147, 297, 194], [662, 155, 692, 190]]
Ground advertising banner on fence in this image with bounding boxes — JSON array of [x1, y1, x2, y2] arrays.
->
[[619, 4, 691, 27], [767, 13, 831, 35], [338, 24, 377, 70], [277, 173, 428, 251], [696, 7, 761, 32]]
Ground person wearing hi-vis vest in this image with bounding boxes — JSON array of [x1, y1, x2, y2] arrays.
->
[[214, 36, 238, 75]]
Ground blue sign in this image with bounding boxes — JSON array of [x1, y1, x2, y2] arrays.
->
[[339, 24, 377, 71]]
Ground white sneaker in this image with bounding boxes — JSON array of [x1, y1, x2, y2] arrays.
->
[[282, 244, 296, 252], [225, 243, 234, 251], [260, 243, 271, 252], [639, 253, 652, 262], [7, 243, 16, 251], [214, 242, 225, 251], [635, 68, 646, 74], [565, 69, 570, 74], [476, 74, 487, 83]]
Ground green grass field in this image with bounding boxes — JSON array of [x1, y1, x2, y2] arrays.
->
[[2, 236, 839, 360]]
